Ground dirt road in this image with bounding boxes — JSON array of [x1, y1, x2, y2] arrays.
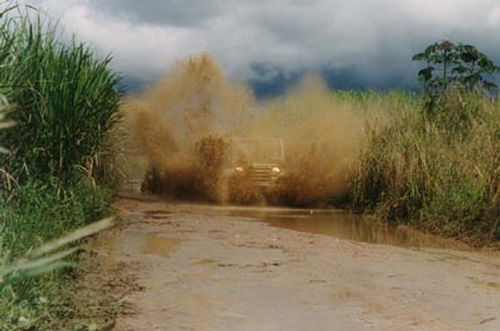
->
[[107, 196, 500, 331]]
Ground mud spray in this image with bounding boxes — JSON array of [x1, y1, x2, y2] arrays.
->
[[121, 53, 366, 207]]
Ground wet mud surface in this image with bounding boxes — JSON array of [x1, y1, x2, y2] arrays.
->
[[109, 195, 500, 330], [221, 208, 472, 251]]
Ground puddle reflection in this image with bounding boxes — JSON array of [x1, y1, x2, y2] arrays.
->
[[227, 209, 470, 250]]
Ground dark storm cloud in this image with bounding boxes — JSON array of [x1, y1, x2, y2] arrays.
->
[[31, 0, 500, 92]]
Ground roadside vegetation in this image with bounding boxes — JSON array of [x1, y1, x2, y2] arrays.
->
[[350, 41, 500, 244], [0, 3, 121, 329]]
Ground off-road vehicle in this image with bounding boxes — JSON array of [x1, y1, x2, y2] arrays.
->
[[225, 138, 286, 188]]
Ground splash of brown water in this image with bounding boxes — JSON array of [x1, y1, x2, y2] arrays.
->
[[121, 53, 253, 201], [250, 75, 365, 206], [122, 54, 366, 206]]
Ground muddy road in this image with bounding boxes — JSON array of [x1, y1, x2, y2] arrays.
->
[[104, 195, 500, 331]]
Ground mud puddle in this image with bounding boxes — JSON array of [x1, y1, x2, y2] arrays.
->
[[120, 231, 183, 257], [142, 234, 183, 256], [225, 208, 470, 250]]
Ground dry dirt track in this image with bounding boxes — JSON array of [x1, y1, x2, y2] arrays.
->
[[109, 196, 500, 331]]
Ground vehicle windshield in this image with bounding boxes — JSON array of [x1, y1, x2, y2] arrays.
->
[[231, 138, 284, 164]]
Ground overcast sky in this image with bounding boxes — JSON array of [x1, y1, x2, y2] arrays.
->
[[29, 0, 500, 93]]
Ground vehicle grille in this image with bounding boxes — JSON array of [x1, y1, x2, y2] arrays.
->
[[250, 163, 274, 186]]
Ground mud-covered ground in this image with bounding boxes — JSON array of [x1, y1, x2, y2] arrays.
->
[[84, 195, 500, 331]]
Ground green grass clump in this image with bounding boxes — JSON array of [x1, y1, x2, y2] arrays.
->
[[351, 91, 500, 243], [0, 183, 114, 330], [0, 180, 116, 330], [0, 182, 115, 327], [1, 179, 114, 256], [0, 10, 121, 183]]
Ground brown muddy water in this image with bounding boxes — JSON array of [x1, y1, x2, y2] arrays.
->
[[219, 207, 471, 251], [120, 231, 184, 257], [118, 194, 471, 251]]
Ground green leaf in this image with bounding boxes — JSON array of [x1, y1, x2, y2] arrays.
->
[[2, 247, 79, 275], [430, 54, 445, 64], [417, 67, 433, 81], [412, 53, 427, 61], [24, 217, 114, 259]]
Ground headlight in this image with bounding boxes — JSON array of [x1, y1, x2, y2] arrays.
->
[[272, 167, 281, 173], [235, 166, 244, 173]]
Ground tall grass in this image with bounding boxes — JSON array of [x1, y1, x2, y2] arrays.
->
[[351, 91, 500, 243], [0, 8, 121, 183], [0, 3, 122, 329]]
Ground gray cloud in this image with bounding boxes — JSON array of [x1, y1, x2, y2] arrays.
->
[[100, 0, 224, 27], [29, 0, 500, 90]]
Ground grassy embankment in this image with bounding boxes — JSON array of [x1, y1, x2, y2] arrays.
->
[[264, 86, 500, 244], [349, 91, 500, 244], [0, 7, 120, 330]]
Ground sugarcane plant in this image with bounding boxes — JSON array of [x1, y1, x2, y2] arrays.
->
[[0, 3, 121, 183]]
